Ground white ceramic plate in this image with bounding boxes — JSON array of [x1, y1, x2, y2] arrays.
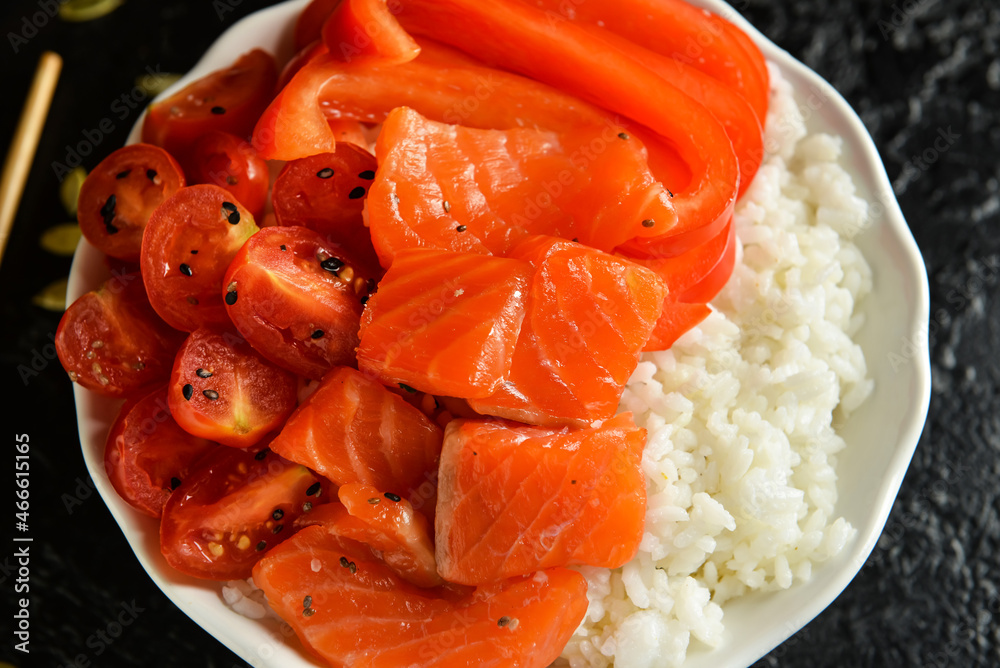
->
[[68, 1, 932, 666]]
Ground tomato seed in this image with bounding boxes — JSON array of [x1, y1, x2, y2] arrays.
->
[[303, 501, 313, 512], [348, 186, 366, 199], [316, 168, 334, 179], [254, 449, 269, 460], [179, 263, 193, 276], [306, 482, 321, 497], [273, 524, 284, 534], [311, 329, 324, 339], [203, 389, 220, 400], [358, 170, 375, 180], [196, 368, 212, 378], [182, 384, 193, 401], [443, 200, 451, 213], [272, 508, 285, 521], [211, 106, 226, 114], [498, 616, 511, 627], [384, 492, 402, 502], [256, 540, 267, 551]]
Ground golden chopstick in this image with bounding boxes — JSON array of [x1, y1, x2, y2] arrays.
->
[[0, 51, 63, 268]]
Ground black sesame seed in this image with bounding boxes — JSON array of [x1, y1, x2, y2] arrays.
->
[[316, 168, 334, 179], [666, 188, 675, 198], [306, 482, 321, 497], [187, 296, 199, 305], [320, 257, 344, 273], [280, 244, 287, 251], [303, 501, 313, 512], [398, 383, 416, 394], [101, 194, 116, 224], [384, 492, 402, 502], [358, 170, 375, 180], [456, 225, 467, 232], [147, 168, 158, 181], [225, 290, 238, 306], [182, 384, 194, 401], [303, 608, 315, 617], [311, 329, 324, 339], [254, 449, 269, 460], [256, 540, 267, 551], [179, 263, 193, 276], [349, 562, 357, 574], [641, 219, 656, 228], [348, 186, 366, 199], [191, 249, 199, 254], [211, 106, 226, 115], [196, 368, 213, 378], [273, 524, 284, 534], [115, 169, 131, 179], [203, 389, 220, 400], [571, 480, 577, 484], [222, 201, 240, 225], [303, 595, 312, 609], [340, 557, 350, 568], [106, 222, 118, 234], [272, 508, 285, 521], [359, 295, 369, 305], [473, 451, 478, 456], [498, 616, 511, 627], [618, 132, 629, 140], [170, 477, 182, 490]]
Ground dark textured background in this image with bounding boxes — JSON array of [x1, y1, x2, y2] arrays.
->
[[0, 1, 996, 667]]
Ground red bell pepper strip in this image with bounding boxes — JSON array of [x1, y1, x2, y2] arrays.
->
[[254, 41, 623, 161], [643, 300, 712, 352], [525, 0, 770, 126], [393, 0, 739, 256], [322, 0, 420, 65], [294, 0, 341, 51]]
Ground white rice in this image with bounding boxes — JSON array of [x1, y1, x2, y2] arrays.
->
[[555, 64, 874, 668]]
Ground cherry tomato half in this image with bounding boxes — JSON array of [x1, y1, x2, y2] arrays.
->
[[141, 184, 259, 332], [141, 49, 278, 169], [56, 271, 185, 398], [222, 226, 374, 379], [159, 443, 329, 580], [271, 146, 382, 275], [104, 386, 217, 518], [77, 144, 185, 262], [187, 130, 270, 220], [167, 327, 298, 448]]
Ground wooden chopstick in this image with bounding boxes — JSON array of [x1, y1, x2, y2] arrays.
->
[[0, 51, 63, 269]]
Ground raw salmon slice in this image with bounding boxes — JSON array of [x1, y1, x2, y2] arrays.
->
[[295, 483, 442, 588], [269, 367, 442, 510], [367, 107, 676, 267], [357, 248, 533, 399], [435, 413, 647, 585], [253, 524, 588, 668], [468, 238, 665, 427]]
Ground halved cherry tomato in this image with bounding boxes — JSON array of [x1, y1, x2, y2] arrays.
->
[[141, 49, 278, 169], [222, 226, 374, 379], [167, 327, 298, 448], [271, 146, 382, 274], [187, 130, 269, 219], [56, 271, 185, 398], [140, 184, 259, 332], [77, 144, 185, 262], [160, 443, 329, 580], [104, 386, 217, 518]]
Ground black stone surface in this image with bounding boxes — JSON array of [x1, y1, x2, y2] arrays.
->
[[0, 1, 997, 667]]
